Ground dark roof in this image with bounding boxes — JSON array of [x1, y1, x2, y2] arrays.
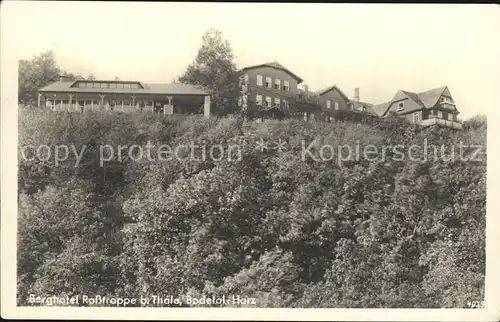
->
[[241, 61, 304, 83], [372, 102, 391, 117], [350, 100, 374, 108], [416, 86, 448, 108], [314, 84, 351, 103], [401, 90, 424, 106], [349, 100, 378, 116], [38, 80, 210, 95]]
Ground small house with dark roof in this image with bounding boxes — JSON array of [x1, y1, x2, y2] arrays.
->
[[347, 88, 379, 116], [314, 84, 351, 112], [373, 86, 462, 129], [37, 76, 212, 116]]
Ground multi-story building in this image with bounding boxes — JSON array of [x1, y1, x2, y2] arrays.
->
[[239, 61, 304, 115], [37, 76, 211, 116], [372, 86, 462, 129]]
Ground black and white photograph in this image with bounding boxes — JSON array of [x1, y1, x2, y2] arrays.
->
[[1, 2, 499, 321]]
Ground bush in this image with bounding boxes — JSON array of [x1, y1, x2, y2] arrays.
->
[[17, 108, 486, 308]]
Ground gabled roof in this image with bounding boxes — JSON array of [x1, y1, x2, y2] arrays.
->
[[39, 80, 210, 95], [401, 90, 424, 106], [240, 61, 304, 83], [374, 85, 452, 116], [417, 86, 448, 108], [314, 84, 351, 103], [372, 102, 392, 117]]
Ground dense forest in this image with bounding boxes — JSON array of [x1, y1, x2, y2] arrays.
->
[[17, 107, 486, 308]]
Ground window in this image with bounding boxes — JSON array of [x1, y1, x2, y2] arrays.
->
[[265, 96, 272, 107], [443, 111, 448, 120], [256, 94, 263, 106], [303, 112, 308, 121], [283, 81, 290, 91], [413, 112, 420, 123], [440, 96, 454, 105], [124, 83, 131, 89], [274, 79, 281, 90], [93, 83, 101, 88], [86, 82, 93, 88], [310, 113, 315, 120], [117, 83, 124, 89], [326, 100, 331, 109], [265, 77, 272, 88], [78, 82, 86, 88], [110, 83, 117, 88], [100, 83, 108, 88], [397, 102, 404, 111], [274, 98, 280, 107], [334, 102, 339, 110], [282, 99, 289, 108], [131, 83, 139, 89], [448, 113, 453, 121], [257, 75, 263, 86], [438, 110, 443, 118]]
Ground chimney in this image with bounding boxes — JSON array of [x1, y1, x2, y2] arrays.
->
[[354, 88, 360, 102], [304, 84, 309, 92]]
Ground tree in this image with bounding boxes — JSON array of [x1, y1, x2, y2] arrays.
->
[[61, 71, 85, 81], [87, 73, 97, 80], [178, 29, 243, 116], [18, 51, 60, 105]]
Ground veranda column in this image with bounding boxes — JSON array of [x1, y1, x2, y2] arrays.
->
[[37, 92, 42, 108], [68, 94, 74, 112], [164, 96, 173, 114], [52, 94, 57, 111], [204, 95, 211, 118], [99, 94, 105, 109]]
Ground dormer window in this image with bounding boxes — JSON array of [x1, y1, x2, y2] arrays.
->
[[397, 102, 404, 111], [71, 80, 144, 89], [440, 96, 455, 105]]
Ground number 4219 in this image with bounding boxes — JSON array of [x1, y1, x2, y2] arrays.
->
[[467, 300, 484, 308]]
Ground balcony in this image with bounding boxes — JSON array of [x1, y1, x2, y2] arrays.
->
[[421, 117, 463, 130]]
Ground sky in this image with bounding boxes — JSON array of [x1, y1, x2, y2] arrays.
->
[[2, 2, 499, 119]]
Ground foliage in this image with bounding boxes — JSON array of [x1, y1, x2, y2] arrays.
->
[[178, 29, 243, 116], [17, 107, 486, 308], [18, 50, 85, 105]]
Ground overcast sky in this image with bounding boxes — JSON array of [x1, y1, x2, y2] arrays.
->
[[3, 2, 499, 119]]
